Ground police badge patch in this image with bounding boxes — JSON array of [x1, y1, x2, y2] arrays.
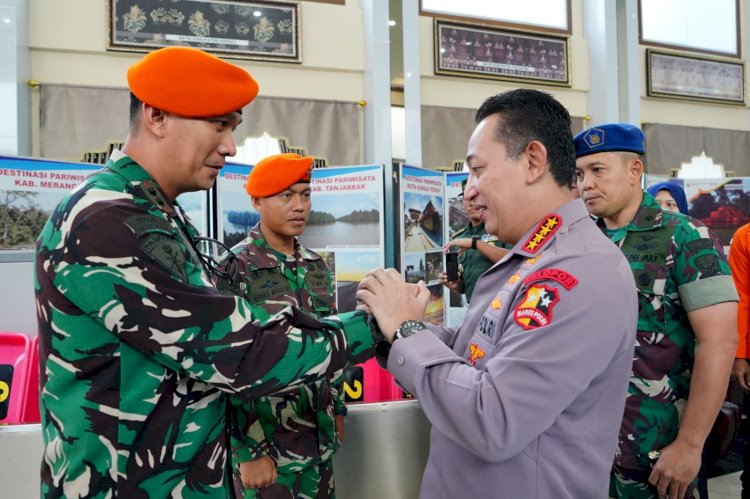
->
[[513, 284, 560, 330]]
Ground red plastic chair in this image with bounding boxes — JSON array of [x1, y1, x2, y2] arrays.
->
[[20, 335, 40, 423], [361, 358, 404, 403], [0, 331, 32, 424]]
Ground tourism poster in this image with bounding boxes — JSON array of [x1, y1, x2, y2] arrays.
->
[[681, 177, 750, 246], [216, 163, 385, 313], [444, 171, 469, 326], [399, 165, 445, 325], [0, 156, 101, 260]]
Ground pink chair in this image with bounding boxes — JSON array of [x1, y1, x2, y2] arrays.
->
[[0, 331, 32, 425], [20, 335, 40, 423], [361, 358, 404, 403]]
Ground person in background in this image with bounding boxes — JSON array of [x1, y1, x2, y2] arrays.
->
[[729, 222, 750, 499], [357, 89, 638, 498], [216, 153, 346, 498], [34, 47, 373, 498], [647, 181, 689, 214], [574, 123, 738, 499], [439, 178, 510, 303]]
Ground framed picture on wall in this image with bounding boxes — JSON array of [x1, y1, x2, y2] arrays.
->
[[646, 49, 745, 105], [433, 19, 570, 87], [106, 0, 301, 63]]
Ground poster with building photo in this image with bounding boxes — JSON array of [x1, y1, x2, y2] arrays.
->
[[444, 171, 469, 326], [399, 165, 445, 325], [0, 156, 101, 260], [681, 177, 750, 245], [216, 163, 385, 313]]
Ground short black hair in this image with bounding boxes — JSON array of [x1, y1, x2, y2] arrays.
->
[[129, 92, 142, 128], [475, 89, 576, 188]]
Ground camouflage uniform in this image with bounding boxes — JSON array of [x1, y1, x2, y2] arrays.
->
[[219, 224, 344, 498], [600, 191, 738, 498], [453, 222, 512, 302], [34, 151, 373, 499]]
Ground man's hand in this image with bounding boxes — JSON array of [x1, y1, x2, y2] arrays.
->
[[438, 270, 464, 292], [443, 238, 471, 255], [335, 414, 345, 442], [648, 439, 701, 499], [240, 455, 277, 490], [733, 358, 750, 391], [356, 268, 431, 342]]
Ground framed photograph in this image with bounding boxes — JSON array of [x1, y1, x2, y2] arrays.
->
[[646, 50, 745, 105], [434, 19, 570, 87], [106, 0, 301, 63]]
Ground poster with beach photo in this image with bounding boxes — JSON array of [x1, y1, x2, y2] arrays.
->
[[0, 156, 101, 261], [399, 165, 445, 325]]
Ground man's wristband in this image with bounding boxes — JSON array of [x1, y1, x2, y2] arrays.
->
[[471, 235, 480, 250]]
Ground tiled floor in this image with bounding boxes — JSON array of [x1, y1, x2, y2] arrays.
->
[[708, 471, 742, 498]]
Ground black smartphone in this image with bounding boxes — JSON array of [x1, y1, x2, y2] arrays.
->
[[445, 252, 459, 281]]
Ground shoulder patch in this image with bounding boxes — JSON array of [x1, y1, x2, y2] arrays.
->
[[514, 284, 560, 330], [467, 343, 485, 366], [523, 215, 562, 253], [140, 232, 188, 282], [522, 268, 579, 290]]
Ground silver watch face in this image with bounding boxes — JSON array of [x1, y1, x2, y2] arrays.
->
[[397, 320, 426, 339]]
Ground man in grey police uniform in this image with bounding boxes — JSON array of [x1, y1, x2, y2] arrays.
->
[[357, 89, 638, 499]]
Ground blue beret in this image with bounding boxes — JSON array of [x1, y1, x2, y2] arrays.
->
[[573, 123, 645, 158]]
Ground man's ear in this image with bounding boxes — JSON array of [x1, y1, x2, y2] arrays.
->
[[525, 140, 549, 184], [142, 104, 168, 138], [251, 196, 263, 212], [629, 158, 645, 186]]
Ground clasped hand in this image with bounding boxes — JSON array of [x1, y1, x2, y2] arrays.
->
[[356, 268, 430, 342]]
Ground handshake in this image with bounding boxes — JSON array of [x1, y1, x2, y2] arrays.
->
[[355, 268, 430, 345]]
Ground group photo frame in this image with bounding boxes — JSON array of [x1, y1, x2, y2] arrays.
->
[[646, 49, 745, 105], [106, 0, 301, 63], [434, 19, 570, 87]]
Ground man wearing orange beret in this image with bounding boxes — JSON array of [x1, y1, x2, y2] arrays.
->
[[34, 47, 375, 499], [216, 154, 346, 498]]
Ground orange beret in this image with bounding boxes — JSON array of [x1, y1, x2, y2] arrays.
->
[[246, 154, 314, 197], [127, 46, 259, 117]]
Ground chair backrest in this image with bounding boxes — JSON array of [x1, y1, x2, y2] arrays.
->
[[0, 331, 32, 424], [20, 335, 40, 423]]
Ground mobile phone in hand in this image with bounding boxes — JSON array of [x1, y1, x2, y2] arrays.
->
[[446, 252, 459, 281]]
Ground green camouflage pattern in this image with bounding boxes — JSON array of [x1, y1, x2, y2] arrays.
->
[[599, 191, 737, 470], [34, 152, 373, 498], [611, 465, 698, 498], [217, 225, 344, 483], [454, 222, 512, 302], [242, 460, 334, 499]]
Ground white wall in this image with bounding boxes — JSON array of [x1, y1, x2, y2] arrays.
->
[[0, 261, 36, 334]]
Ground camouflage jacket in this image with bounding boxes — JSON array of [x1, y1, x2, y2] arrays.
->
[[33, 151, 373, 498], [220, 225, 345, 472], [598, 191, 738, 469], [454, 222, 511, 302]]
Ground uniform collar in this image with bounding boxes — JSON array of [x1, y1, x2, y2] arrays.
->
[[106, 149, 177, 214], [249, 223, 318, 264], [595, 190, 663, 233], [513, 198, 590, 258], [107, 149, 158, 184]]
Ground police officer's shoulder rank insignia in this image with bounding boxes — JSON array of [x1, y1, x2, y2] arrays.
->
[[582, 127, 605, 150], [522, 215, 562, 253], [513, 284, 560, 330], [467, 342, 485, 366]]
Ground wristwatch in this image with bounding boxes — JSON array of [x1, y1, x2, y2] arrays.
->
[[471, 235, 480, 250], [395, 320, 427, 341]]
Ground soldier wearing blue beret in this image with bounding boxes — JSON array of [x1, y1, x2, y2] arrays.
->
[[574, 123, 738, 499]]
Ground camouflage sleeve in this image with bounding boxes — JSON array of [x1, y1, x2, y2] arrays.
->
[[41, 200, 373, 400], [330, 368, 346, 414], [327, 264, 338, 315], [232, 407, 271, 463], [672, 220, 738, 311]]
